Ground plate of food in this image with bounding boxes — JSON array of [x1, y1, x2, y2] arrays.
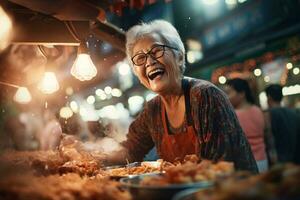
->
[[120, 157, 234, 200], [120, 173, 212, 200], [172, 188, 202, 200], [103, 161, 163, 180]]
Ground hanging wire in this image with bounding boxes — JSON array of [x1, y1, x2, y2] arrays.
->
[[0, 80, 20, 88], [64, 21, 81, 42], [38, 45, 63, 60], [38, 45, 48, 59]]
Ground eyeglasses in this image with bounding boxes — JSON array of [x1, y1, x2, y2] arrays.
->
[[131, 44, 178, 66]]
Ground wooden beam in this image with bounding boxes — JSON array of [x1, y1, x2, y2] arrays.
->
[[8, 0, 100, 21], [11, 14, 90, 45], [91, 21, 126, 52]]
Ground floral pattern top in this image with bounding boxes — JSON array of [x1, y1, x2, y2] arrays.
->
[[122, 77, 258, 173]]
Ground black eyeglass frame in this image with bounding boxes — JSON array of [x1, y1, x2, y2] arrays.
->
[[131, 44, 178, 66]]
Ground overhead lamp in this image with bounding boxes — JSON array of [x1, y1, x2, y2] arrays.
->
[[13, 87, 32, 104], [0, 6, 12, 51], [71, 41, 97, 81], [37, 45, 60, 94], [38, 71, 60, 94], [59, 106, 73, 119], [65, 21, 97, 81], [0, 81, 32, 104]]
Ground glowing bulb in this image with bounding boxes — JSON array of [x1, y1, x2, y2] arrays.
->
[[38, 72, 60, 94], [59, 107, 73, 119], [14, 87, 31, 104], [218, 76, 227, 84], [0, 6, 12, 51], [286, 63, 293, 70], [87, 95, 95, 104], [111, 88, 122, 97], [95, 89, 105, 96], [264, 76, 270, 82], [70, 101, 78, 112], [293, 67, 299, 75], [254, 68, 262, 76], [71, 54, 97, 81], [104, 86, 112, 94], [118, 62, 130, 76]]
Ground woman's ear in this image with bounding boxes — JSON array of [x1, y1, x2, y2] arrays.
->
[[177, 51, 184, 66]]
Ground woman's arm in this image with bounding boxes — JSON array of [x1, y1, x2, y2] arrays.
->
[[104, 104, 155, 165]]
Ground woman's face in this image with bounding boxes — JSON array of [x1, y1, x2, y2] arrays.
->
[[131, 33, 182, 94], [224, 85, 244, 108]]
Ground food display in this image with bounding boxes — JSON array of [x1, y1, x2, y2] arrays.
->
[[0, 173, 131, 200], [0, 135, 107, 176], [0, 135, 131, 200], [175, 164, 300, 200], [2, 138, 300, 200], [105, 161, 163, 177], [141, 155, 234, 186]]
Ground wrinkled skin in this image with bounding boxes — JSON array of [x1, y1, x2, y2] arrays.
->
[[131, 33, 183, 96]]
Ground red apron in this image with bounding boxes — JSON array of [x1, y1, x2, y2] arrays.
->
[[159, 104, 199, 162]]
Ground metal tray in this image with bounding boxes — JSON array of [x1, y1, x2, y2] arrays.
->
[[103, 161, 162, 180], [172, 188, 201, 200], [120, 173, 213, 200]]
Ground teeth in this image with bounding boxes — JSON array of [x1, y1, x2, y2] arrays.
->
[[148, 68, 164, 76]]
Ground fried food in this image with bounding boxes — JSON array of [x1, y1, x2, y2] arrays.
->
[[0, 173, 131, 200], [194, 164, 300, 200], [141, 155, 234, 185]]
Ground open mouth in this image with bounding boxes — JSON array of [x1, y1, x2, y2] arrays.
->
[[147, 68, 165, 80]]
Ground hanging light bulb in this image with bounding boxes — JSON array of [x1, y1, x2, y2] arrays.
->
[[71, 41, 97, 81], [0, 6, 12, 51], [38, 71, 59, 94], [13, 87, 32, 104]]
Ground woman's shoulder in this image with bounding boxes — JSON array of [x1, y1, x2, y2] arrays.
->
[[145, 95, 160, 106], [185, 77, 224, 96], [143, 95, 161, 114], [250, 105, 264, 116]]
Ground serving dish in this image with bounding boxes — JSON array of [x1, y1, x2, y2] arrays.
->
[[120, 173, 213, 200], [103, 161, 162, 180], [172, 188, 201, 200]]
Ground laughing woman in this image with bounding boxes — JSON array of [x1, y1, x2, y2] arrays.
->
[[104, 20, 258, 172]]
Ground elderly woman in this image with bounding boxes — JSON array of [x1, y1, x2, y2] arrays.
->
[[105, 20, 257, 172]]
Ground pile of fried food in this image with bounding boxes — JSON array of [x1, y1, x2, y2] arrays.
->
[[0, 173, 131, 200], [194, 164, 300, 200], [0, 135, 130, 200], [0, 135, 105, 176], [141, 154, 234, 185]]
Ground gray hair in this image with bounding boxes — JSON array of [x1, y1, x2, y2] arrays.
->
[[126, 20, 186, 74]]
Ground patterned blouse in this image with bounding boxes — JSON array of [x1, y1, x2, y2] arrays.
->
[[122, 77, 258, 173]]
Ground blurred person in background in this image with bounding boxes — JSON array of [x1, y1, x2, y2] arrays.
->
[[224, 78, 268, 173], [2, 102, 42, 151], [100, 20, 257, 172], [264, 84, 300, 164], [39, 109, 62, 150]]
